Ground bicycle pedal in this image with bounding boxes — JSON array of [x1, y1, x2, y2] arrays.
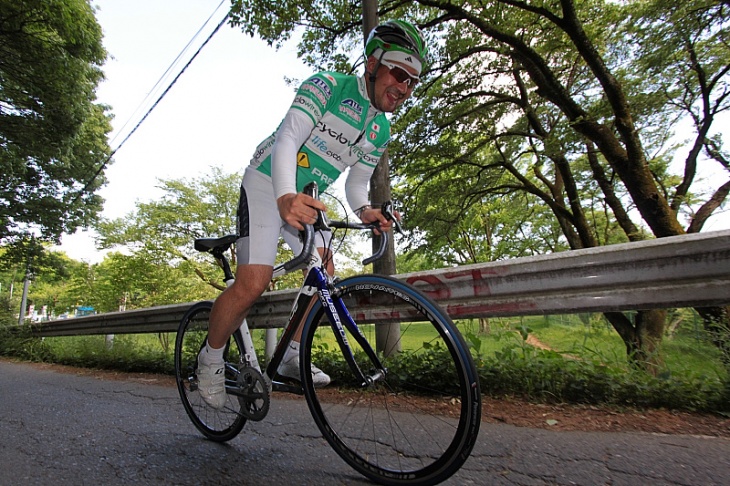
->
[[187, 374, 198, 392], [271, 380, 304, 395]]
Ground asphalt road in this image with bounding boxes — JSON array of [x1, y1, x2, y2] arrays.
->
[[1, 360, 728, 485]]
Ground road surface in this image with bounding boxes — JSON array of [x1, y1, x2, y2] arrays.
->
[[1, 360, 728, 485]]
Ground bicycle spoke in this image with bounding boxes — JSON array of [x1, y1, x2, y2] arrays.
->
[[174, 302, 247, 442]]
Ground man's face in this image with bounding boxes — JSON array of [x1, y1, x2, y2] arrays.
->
[[366, 56, 419, 112]]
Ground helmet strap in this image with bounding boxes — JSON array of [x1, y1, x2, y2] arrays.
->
[[367, 51, 386, 112]]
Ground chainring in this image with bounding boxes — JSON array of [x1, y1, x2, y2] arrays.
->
[[236, 366, 270, 421]]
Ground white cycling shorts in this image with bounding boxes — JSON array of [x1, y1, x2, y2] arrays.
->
[[235, 168, 331, 266]]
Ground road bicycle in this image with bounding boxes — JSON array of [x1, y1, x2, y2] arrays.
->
[[174, 183, 481, 486]]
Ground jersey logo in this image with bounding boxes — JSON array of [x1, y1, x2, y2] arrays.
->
[[341, 98, 363, 114], [297, 152, 310, 168], [308, 77, 332, 98], [339, 98, 363, 123]]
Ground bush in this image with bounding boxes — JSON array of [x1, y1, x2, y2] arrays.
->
[[0, 330, 174, 375], [471, 336, 726, 413], [1, 324, 727, 414], [0, 324, 54, 362]]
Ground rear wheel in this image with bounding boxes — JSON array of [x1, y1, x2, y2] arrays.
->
[[174, 301, 247, 442], [300, 275, 481, 485]]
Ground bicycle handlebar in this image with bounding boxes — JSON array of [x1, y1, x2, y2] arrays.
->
[[283, 223, 315, 272], [196, 183, 401, 275], [282, 182, 401, 270]]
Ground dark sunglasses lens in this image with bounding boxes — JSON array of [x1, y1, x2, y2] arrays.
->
[[390, 67, 417, 86]]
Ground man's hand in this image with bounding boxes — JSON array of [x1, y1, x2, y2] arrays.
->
[[277, 192, 327, 231], [359, 207, 401, 235]]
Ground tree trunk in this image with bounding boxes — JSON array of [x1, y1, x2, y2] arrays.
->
[[479, 317, 490, 335], [604, 309, 666, 375], [695, 306, 730, 366]]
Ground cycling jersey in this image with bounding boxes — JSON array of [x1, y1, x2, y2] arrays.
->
[[248, 72, 391, 209]]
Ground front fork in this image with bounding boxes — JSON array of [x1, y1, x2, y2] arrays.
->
[[317, 279, 388, 387]]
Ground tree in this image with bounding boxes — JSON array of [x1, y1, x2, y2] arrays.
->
[[64, 252, 217, 313], [226, 0, 730, 370], [97, 168, 370, 293], [96, 168, 241, 291], [0, 0, 112, 244], [0, 240, 87, 320]]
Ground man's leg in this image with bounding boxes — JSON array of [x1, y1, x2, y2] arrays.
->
[[196, 264, 273, 409], [207, 264, 273, 348], [277, 246, 333, 387]]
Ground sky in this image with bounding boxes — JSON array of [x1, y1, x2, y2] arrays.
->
[[55, 0, 313, 262]]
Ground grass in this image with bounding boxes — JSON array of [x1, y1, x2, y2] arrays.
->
[[524, 314, 728, 381], [2, 311, 729, 413]]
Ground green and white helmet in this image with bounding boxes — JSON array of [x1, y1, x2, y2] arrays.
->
[[365, 20, 428, 74]]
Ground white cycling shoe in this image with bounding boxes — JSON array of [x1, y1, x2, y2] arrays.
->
[[278, 359, 331, 387], [196, 356, 226, 410]]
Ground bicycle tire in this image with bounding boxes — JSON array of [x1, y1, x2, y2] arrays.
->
[[300, 275, 481, 486], [174, 301, 247, 442]]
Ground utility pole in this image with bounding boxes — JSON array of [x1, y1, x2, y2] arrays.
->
[[18, 265, 31, 326], [363, 1, 400, 356], [362, 2, 395, 278]]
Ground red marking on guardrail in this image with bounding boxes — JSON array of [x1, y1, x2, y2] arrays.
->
[[406, 267, 509, 301]]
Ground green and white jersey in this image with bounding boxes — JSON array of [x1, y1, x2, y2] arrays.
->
[[249, 72, 390, 196]]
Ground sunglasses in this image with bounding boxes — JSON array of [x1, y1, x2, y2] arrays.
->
[[380, 60, 420, 88]]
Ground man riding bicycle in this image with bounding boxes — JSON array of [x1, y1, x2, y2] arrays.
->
[[197, 20, 428, 409]]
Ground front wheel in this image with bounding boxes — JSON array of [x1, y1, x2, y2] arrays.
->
[[300, 275, 481, 486], [174, 301, 247, 442]]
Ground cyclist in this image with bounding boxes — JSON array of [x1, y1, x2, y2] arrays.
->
[[197, 20, 428, 409]]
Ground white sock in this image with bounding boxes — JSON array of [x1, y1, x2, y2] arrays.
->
[[199, 340, 225, 364], [283, 341, 299, 363]]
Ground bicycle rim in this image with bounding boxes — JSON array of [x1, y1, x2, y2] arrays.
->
[[301, 275, 481, 486], [174, 301, 247, 442]]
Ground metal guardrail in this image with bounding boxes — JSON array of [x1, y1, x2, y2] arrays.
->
[[30, 229, 730, 337]]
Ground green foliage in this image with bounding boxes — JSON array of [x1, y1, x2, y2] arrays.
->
[[476, 337, 726, 411], [229, 0, 365, 71], [0, 331, 174, 375], [224, 0, 730, 361], [311, 342, 464, 396], [308, 324, 729, 413], [0, 324, 54, 362], [0, 0, 113, 243], [465, 314, 729, 412], [42, 334, 174, 374], [94, 168, 243, 297], [1, 315, 728, 412], [96, 167, 242, 262]]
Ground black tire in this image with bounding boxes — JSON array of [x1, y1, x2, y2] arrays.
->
[[174, 301, 247, 442], [300, 275, 481, 486]]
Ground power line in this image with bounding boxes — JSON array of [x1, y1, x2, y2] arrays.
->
[[109, 0, 227, 149], [70, 2, 229, 206]]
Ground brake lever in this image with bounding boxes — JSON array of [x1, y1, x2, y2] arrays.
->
[[302, 181, 330, 231], [381, 201, 403, 234]]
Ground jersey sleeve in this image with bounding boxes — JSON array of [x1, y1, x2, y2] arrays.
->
[[345, 161, 375, 212], [288, 73, 339, 125], [271, 110, 316, 199]]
